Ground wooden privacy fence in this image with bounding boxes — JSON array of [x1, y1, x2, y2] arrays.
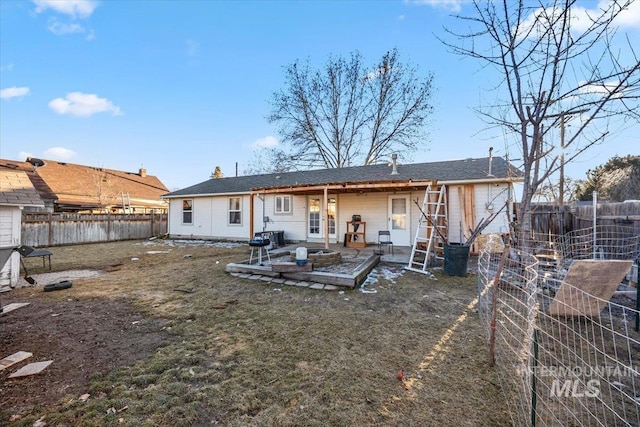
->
[[528, 201, 640, 237], [21, 213, 167, 247]]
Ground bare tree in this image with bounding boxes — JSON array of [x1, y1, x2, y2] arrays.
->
[[534, 176, 583, 202], [443, 0, 640, 236], [91, 168, 119, 212], [265, 49, 434, 170]]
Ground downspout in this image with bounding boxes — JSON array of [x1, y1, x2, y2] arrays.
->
[[324, 185, 329, 249]]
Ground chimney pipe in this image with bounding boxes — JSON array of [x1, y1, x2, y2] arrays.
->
[[487, 147, 494, 177], [391, 153, 398, 175], [139, 168, 147, 177]]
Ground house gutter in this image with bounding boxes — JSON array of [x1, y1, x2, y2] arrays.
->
[[162, 191, 251, 199], [438, 177, 523, 185], [252, 180, 437, 194]]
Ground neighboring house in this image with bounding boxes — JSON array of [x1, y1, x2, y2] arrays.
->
[[163, 156, 523, 250], [0, 158, 169, 213], [0, 168, 44, 290]]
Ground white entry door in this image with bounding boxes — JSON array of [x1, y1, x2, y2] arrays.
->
[[308, 197, 337, 239], [388, 195, 411, 246]]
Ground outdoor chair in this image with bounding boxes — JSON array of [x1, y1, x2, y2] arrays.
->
[[377, 230, 394, 255]]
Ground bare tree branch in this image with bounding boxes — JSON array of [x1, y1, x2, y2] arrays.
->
[[442, 0, 639, 235], [262, 49, 434, 171]]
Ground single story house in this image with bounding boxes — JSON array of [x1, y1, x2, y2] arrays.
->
[[0, 158, 169, 213], [163, 156, 523, 251], [0, 168, 44, 290]]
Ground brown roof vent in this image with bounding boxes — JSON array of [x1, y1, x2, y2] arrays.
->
[[139, 168, 147, 177]]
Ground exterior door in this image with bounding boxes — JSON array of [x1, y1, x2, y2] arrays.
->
[[308, 197, 337, 239], [388, 195, 411, 246]]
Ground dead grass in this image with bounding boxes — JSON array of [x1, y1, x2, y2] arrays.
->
[[4, 239, 511, 426]]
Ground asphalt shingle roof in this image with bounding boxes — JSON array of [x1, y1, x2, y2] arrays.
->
[[0, 169, 45, 207], [165, 156, 523, 197], [0, 158, 168, 209]]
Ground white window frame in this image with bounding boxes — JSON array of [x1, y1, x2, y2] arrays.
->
[[228, 197, 242, 225], [274, 195, 292, 214], [182, 199, 193, 224]]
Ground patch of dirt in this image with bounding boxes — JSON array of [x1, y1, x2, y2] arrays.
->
[[0, 295, 170, 414]]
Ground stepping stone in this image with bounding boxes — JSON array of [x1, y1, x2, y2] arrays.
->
[[284, 280, 299, 286], [323, 285, 339, 291], [230, 272, 241, 277], [9, 361, 53, 378], [259, 276, 273, 282], [0, 303, 30, 316], [248, 275, 262, 280], [0, 351, 33, 371], [295, 282, 309, 287], [309, 283, 325, 290], [271, 278, 286, 284], [238, 274, 251, 278]]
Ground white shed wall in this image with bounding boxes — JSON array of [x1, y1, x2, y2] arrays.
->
[[0, 206, 21, 288]]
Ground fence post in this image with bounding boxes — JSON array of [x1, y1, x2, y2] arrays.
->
[[636, 260, 640, 332], [531, 327, 539, 427], [150, 211, 155, 237], [107, 212, 111, 240], [48, 213, 53, 246]]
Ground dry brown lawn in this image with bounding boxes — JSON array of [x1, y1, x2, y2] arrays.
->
[[1, 239, 511, 426]]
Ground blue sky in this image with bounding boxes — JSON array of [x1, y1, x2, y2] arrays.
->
[[1, 0, 638, 191]]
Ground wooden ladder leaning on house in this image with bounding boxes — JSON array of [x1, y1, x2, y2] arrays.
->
[[406, 184, 447, 275], [121, 192, 132, 214]]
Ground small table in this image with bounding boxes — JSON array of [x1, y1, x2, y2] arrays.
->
[[25, 249, 52, 271], [345, 221, 366, 248]]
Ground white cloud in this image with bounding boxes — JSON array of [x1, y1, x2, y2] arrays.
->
[[405, 0, 463, 13], [33, 0, 98, 19], [572, 1, 640, 31], [1, 86, 30, 99], [48, 92, 122, 117], [185, 38, 199, 56], [520, 1, 640, 38], [47, 19, 95, 40], [251, 136, 279, 149], [19, 151, 34, 160], [47, 18, 86, 35], [615, 0, 640, 28], [579, 80, 626, 98], [44, 147, 77, 160]]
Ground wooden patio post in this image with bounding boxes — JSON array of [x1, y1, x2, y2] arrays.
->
[[249, 192, 254, 239], [324, 186, 329, 249]]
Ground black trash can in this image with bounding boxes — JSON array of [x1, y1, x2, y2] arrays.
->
[[444, 243, 470, 277]]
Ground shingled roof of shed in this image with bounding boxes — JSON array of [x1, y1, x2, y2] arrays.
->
[[164, 156, 523, 197], [0, 168, 45, 207]]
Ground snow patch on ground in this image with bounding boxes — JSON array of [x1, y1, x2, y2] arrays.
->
[[360, 265, 405, 294], [142, 239, 246, 249]]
